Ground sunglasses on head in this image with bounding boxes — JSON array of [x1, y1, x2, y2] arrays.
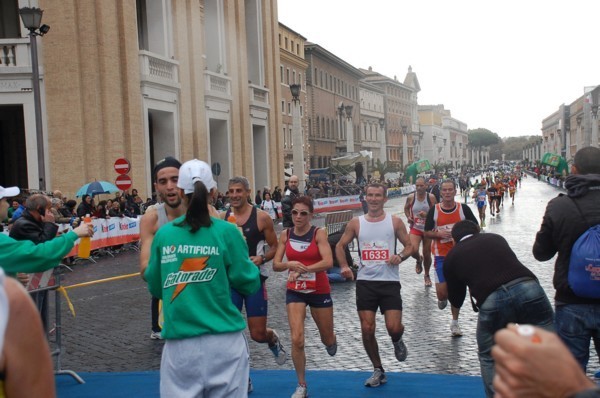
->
[[291, 209, 311, 216]]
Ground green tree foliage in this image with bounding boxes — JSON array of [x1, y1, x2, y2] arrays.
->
[[468, 128, 501, 148], [372, 159, 397, 181]]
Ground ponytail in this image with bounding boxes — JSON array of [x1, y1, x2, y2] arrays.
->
[[176, 180, 212, 232]]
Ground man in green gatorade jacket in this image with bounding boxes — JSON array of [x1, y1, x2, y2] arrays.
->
[[145, 159, 260, 398]]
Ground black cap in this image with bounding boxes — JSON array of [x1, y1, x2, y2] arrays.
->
[[153, 157, 182, 181]]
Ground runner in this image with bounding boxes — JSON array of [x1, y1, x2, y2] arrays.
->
[[508, 178, 517, 205], [222, 176, 288, 387], [424, 179, 479, 337], [473, 184, 488, 227], [403, 177, 437, 287], [139, 157, 186, 340], [273, 196, 336, 398], [335, 183, 414, 388], [486, 181, 499, 217]]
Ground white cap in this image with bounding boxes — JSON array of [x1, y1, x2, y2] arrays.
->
[[177, 159, 217, 194], [0, 186, 20, 200]]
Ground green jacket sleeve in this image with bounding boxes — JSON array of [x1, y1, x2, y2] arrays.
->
[[223, 223, 261, 296], [0, 231, 78, 274]]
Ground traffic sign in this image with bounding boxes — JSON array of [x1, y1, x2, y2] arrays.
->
[[115, 174, 132, 191], [114, 158, 130, 175]]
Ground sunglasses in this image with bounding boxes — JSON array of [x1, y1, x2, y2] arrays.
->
[[291, 209, 311, 216]]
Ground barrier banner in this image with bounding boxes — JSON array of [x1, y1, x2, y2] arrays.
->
[[65, 216, 140, 257]]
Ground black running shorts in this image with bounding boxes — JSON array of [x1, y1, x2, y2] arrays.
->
[[356, 280, 402, 314]]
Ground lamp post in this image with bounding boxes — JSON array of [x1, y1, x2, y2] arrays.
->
[[401, 124, 408, 167], [345, 105, 354, 153], [378, 118, 387, 163], [19, 7, 50, 191], [289, 83, 304, 192]]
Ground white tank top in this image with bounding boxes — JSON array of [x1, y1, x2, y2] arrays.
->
[[357, 213, 399, 281], [410, 193, 430, 232]]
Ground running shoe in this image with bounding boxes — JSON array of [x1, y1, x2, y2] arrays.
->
[[451, 322, 463, 337], [481, 220, 486, 228], [248, 378, 253, 394], [438, 299, 448, 310], [269, 330, 288, 365], [365, 368, 387, 387], [393, 339, 408, 362], [291, 384, 308, 398], [150, 331, 162, 340], [326, 340, 337, 356]]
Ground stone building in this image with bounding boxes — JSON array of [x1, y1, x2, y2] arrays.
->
[[0, 0, 282, 198], [278, 23, 308, 175], [304, 43, 362, 169]]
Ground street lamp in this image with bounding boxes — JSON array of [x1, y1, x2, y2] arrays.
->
[[19, 7, 50, 191], [378, 119, 387, 163], [289, 84, 304, 192], [344, 105, 354, 153], [401, 124, 408, 167]]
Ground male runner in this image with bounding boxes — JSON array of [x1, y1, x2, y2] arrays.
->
[[222, 177, 287, 370], [486, 181, 499, 217], [424, 179, 478, 337], [473, 184, 488, 227], [403, 177, 437, 287], [336, 183, 414, 388], [139, 157, 185, 339], [508, 177, 517, 205]]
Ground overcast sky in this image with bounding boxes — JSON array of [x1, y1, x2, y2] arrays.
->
[[277, 0, 599, 138]]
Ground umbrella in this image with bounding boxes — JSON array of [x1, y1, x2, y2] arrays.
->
[[76, 181, 120, 197]]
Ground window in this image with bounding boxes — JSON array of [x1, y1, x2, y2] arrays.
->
[[281, 100, 285, 113], [285, 37, 288, 49], [0, 1, 19, 38], [280, 65, 284, 83], [296, 43, 300, 54], [291, 40, 294, 52], [288, 102, 291, 115], [278, 34, 281, 46], [300, 106, 303, 117], [286, 68, 290, 85], [299, 73, 303, 87], [293, 70, 296, 84], [283, 127, 287, 149]]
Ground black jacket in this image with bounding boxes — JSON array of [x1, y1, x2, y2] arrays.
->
[[533, 188, 600, 305], [281, 189, 299, 228], [9, 210, 59, 245]]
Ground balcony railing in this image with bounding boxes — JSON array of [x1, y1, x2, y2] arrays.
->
[[0, 38, 31, 71], [249, 84, 269, 107], [139, 50, 179, 87], [204, 70, 231, 98]]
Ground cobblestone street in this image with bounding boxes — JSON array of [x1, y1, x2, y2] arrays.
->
[[53, 176, 597, 378]]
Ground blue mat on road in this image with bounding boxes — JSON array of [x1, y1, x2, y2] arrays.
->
[[57, 370, 484, 397]]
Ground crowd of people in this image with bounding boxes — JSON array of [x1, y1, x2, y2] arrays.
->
[[0, 147, 599, 398]]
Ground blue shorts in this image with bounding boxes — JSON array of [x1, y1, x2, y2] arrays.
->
[[286, 290, 333, 308], [477, 201, 486, 209], [433, 256, 446, 284], [231, 281, 268, 318]]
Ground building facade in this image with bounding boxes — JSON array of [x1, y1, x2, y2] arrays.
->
[[361, 67, 416, 169], [359, 81, 385, 166], [278, 23, 308, 175], [0, 0, 283, 198], [304, 43, 362, 169]]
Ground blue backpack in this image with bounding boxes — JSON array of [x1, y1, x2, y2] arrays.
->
[[568, 198, 600, 299]]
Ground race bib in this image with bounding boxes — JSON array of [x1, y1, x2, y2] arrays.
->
[[286, 272, 316, 293], [414, 216, 425, 227], [438, 224, 454, 244], [360, 241, 390, 266]]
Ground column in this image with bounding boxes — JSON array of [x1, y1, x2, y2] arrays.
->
[[292, 99, 305, 192]]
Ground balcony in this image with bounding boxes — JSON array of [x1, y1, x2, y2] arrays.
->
[[249, 84, 269, 109], [204, 70, 231, 100], [0, 38, 32, 73], [139, 50, 179, 89]]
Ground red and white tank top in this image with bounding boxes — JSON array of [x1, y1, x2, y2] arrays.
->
[[285, 226, 330, 294]]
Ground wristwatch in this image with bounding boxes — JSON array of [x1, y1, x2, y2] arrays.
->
[[399, 252, 407, 262], [260, 255, 267, 264]]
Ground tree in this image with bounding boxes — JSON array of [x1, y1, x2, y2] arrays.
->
[[468, 128, 501, 148], [372, 159, 396, 182]]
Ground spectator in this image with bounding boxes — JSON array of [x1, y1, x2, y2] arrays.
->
[[109, 201, 123, 217], [76, 194, 94, 218], [255, 190, 262, 207], [272, 186, 282, 202], [93, 200, 109, 219], [281, 175, 300, 228], [7, 199, 25, 225], [533, 146, 600, 372], [260, 192, 279, 222], [444, 220, 554, 398], [49, 198, 73, 224]]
